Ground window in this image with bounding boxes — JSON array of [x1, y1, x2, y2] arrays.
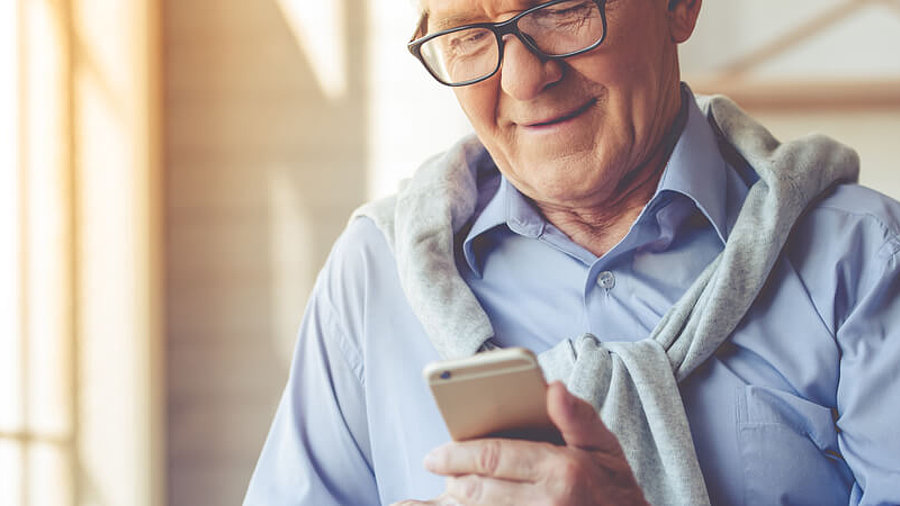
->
[[1, 0, 75, 503], [0, 1, 163, 504]]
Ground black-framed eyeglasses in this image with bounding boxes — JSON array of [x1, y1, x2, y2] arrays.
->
[[408, 0, 608, 87]]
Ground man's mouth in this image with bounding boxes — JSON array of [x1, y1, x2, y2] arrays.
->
[[528, 98, 597, 128]]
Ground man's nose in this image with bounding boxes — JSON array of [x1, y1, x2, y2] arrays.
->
[[499, 34, 564, 100]]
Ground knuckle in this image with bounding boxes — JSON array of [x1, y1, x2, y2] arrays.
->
[[556, 458, 584, 493], [437, 493, 463, 506], [517, 450, 538, 478], [465, 476, 483, 501], [454, 475, 484, 502], [477, 440, 502, 475]]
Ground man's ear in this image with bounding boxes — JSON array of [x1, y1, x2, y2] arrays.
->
[[667, 0, 702, 44]]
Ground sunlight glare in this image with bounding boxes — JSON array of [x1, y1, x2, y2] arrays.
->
[[275, 0, 347, 100], [29, 442, 71, 506], [0, 0, 22, 435], [26, 0, 73, 439], [0, 441, 23, 506]]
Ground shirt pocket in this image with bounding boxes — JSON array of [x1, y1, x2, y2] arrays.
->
[[736, 386, 853, 506]]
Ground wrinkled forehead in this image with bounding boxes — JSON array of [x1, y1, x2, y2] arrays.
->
[[418, 0, 543, 33]]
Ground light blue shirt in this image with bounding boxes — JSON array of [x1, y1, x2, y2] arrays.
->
[[244, 95, 900, 505]]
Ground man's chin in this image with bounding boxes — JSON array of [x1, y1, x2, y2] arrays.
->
[[511, 169, 606, 206], [513, 142, 595, 171]]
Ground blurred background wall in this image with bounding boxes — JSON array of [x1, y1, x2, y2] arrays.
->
[[1, 0, 899, 505], [163, 0, 369, 502]]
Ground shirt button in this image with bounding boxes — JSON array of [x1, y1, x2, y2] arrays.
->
[[596, 271, 616, 290]]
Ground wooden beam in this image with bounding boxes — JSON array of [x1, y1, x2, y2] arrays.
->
[[687, 77, 900, 111], [722, 0, 868, 76], [886, 0, 900, 16]]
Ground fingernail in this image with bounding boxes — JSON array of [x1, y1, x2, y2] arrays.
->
[[423, 449, 439, 470]]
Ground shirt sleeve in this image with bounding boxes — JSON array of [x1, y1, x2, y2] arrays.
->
[[834, 235, 900, 505], [243, 264, 378, 505]]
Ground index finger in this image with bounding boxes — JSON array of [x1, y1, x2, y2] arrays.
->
[[423, 438, 559, 482]]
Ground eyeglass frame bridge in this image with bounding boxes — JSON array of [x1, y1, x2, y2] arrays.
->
[[407, 0, 608, 87]]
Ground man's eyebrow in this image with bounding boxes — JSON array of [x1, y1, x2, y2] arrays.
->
[[430, 0, 544, 32], [431, 13, 486, 32]]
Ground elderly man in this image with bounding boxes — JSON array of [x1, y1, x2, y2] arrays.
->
[[245, 0, 900, 504]]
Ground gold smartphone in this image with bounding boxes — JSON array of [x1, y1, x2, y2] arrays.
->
[[423, 347, 564, 444]]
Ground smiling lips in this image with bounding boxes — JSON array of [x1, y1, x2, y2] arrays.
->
[[524, 98, 598, 128]]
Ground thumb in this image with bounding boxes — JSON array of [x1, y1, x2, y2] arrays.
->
[[546, 381, 621, 454]]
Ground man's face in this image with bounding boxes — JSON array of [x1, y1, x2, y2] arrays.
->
[[424, 0, 695, 210]]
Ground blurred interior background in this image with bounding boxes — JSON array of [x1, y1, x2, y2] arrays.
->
[[1, 0, 899, 504]]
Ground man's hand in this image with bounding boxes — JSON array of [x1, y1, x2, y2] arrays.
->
[[392, 382, 648, 506]]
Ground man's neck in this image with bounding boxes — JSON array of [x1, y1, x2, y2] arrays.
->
[[538, 89, 690, 258]]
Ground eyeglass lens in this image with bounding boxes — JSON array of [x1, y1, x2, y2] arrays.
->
[[419, 0, 604, 85]]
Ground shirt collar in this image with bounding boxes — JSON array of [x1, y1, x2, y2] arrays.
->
[[462, 88, 736, 276], [654, 87, 733, 243], [461, 176, 536, 276]]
